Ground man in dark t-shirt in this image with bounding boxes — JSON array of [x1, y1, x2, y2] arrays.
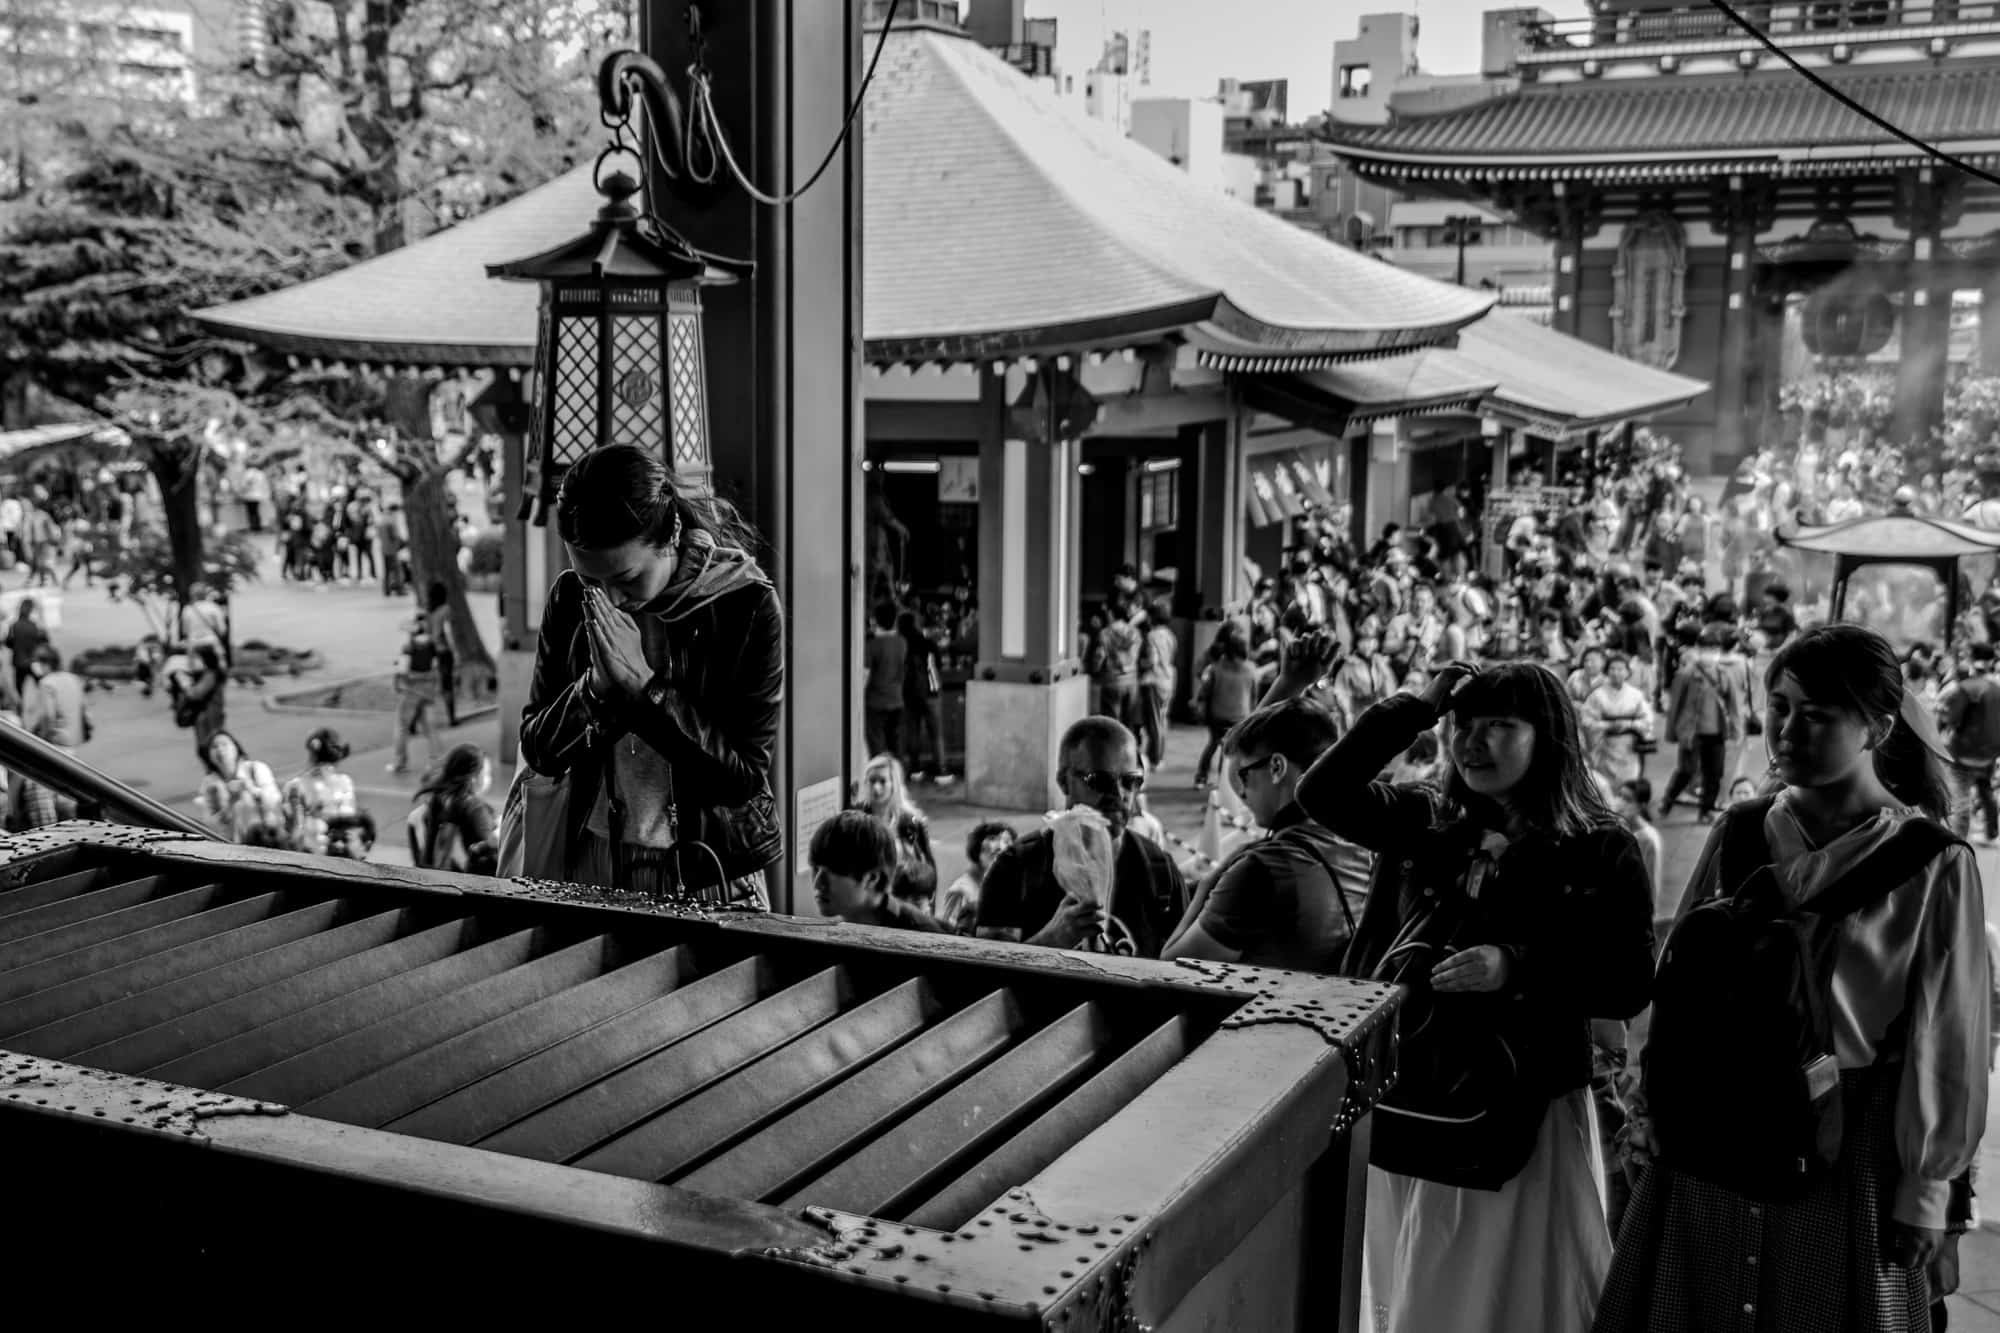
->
[[976, 718, 1185, 958], [1163, 699, 1366, 972]]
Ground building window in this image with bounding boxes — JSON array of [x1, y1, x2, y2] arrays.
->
[[1338, 64, 1372, 98], [1139, 469, 1179, 531]]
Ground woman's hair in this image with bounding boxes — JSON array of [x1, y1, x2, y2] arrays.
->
[[554, 443, 761, 556], [1767, 623, 1952, 819], [193, 642, 225, 673], [861, 753, 920, 821], [305, 728, 350, 765], [1443, 662, 1615, 838], [30, 643, 59, 670], [201, 729, 246, 778], [416, 743, 488, 804], [1212, 622, 1250, 661], [964, 819, 1017, 866]]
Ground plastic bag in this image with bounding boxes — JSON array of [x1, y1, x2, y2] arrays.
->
[[1047, 806, 1136, 954]]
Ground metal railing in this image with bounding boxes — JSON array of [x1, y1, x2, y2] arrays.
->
[[1521, 0, 2000, 50], [0, 722, 218, 840]]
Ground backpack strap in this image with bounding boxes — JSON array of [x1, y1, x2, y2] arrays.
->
[[1806, 818, 1962, 921], [1720, 794, 1779, 893]]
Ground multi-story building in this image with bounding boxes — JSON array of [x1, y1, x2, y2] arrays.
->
[[1315, 10, 1554, 297], [1, 0, 264, 192]]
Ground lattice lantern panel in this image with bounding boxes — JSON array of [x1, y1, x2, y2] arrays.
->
[[534, 280, 710, 483]]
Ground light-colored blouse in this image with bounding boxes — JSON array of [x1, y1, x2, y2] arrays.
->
[[1675, 794, 1989, 1229]]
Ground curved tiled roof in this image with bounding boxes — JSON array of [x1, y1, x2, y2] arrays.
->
[[1329, 65, 2000, 167], [862, 27, 1491, 357], [196, 26, 1492, 367], [1282, 308, 1706, 433]]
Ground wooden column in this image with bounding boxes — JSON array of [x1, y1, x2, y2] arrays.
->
[[1551, 181, 1589, 338], [642, 0, 862, 911], [1894, 166, 1965, 452], [1709, 174, 1775, 472], [967, 365, 1088, 811]]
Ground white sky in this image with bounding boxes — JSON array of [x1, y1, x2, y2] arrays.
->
[[1027, 0, 1592, 116]]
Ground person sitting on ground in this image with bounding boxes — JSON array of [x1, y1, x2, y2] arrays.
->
[[937, 820, 1016, 936], [808, 809, 948, 932], [1163, 698, 1369, 972], [405, 742, 499, 876], [197, 730, 286, 845], [977, 716, 1187, 959], [284, 727, 375, 859]]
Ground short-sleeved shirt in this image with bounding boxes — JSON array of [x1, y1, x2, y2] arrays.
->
[[1197, 805, 1370, 973], [976, 826, 1187, 960]]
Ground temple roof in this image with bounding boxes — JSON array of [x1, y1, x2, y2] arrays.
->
[[1276, 309, 1707, 434], [1448, 310, 1706, 431], [196, 26, 1492, 369], [1329, 65, 2000, 181]]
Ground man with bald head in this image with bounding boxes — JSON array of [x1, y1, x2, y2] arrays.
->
[[976, 717, 1186, 958]]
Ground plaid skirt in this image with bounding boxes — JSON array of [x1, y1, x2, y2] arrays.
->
[[571, 831, 769, 909], [1594, 1066, 1929, 1333]]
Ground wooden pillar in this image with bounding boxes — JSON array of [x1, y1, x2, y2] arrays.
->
[[1170, 422, 1206, 620], [641, 0, 862, 911], [1552, 181, 1586, 339], [1187, 406, 1244, 620], [966, 366, 1088, 811], [1710, 174, 1773, 473], [1894, 166, 1963, 452]]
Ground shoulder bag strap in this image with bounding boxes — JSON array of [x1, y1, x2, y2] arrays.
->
[[1292, 832, 1359, 938], [1720, 794, 1779, 896], [1806, 819, 1961, 922]]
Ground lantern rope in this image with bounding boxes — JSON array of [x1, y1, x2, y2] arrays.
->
[[682, 0, 901, 208]]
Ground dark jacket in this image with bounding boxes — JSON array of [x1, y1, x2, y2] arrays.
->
[[521, 568, 784, 889], [1297, 694, 1655, 1184]]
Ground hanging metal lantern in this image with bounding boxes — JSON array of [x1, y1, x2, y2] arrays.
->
[[487, 167, 751, 524]]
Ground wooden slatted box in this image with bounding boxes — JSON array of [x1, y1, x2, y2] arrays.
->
[[0, 824, 1397, 1330]]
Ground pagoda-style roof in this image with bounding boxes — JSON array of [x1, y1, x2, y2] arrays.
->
[[1329, 65, 2000, 182], [1447, 310, 1706, 432], [197, 26, 1492, 371], [1272, 309, 1707, 435]]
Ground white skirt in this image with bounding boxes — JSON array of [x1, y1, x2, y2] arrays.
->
[[1362, 1087, 1611, 1333]]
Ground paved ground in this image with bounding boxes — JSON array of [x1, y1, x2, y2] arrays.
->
[[36, 558, 2000, 1321]]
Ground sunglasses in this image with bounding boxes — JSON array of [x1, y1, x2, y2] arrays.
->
[[1230, 755, 1276, 794], [1072, 769, 1146, 798]]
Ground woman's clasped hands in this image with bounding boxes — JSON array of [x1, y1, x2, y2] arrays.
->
[[583, 586, 651, 698]]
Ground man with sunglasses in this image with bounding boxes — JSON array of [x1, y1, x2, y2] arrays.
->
[[976, 717, 1185, 958], [1163, 700, 1368, 971]]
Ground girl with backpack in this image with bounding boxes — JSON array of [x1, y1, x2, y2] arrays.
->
[[1280, 656, 1655, 1333], [1598, 623, 1987, 1333]]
